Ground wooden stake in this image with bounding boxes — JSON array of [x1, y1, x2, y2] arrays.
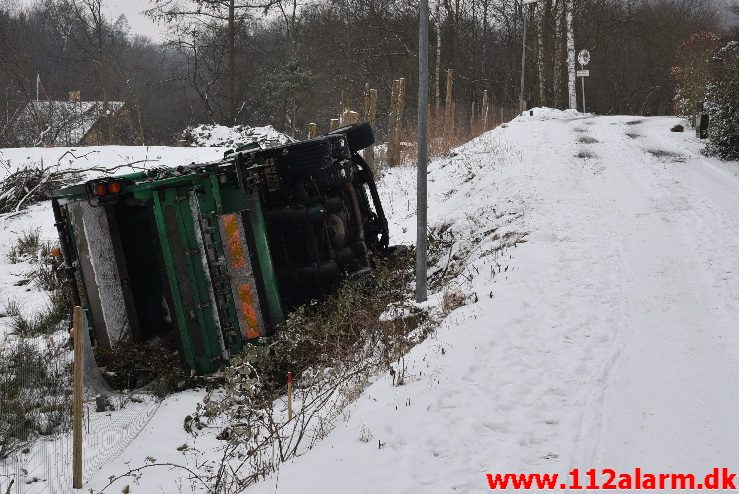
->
[[444, 69, 454, 147], [364, 83, 371, 120], [72, 306, 84, 489], [330, 118, 340, 131], [393, 78, 406, 166], [482, 90, 489, 131], [388, 79, 400, 166], [308, 122, 317, 139], [365, 88, 378, 166], [287, 371, 293, 422], [344, 111, 359, 125]]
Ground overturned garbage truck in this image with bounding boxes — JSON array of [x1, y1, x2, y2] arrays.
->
[[51, 123, 388, 373]]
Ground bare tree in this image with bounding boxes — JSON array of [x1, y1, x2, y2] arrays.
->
[[52, 0, 118, 143], [147, 0, 281, 124], [566, 0, 576, 109]]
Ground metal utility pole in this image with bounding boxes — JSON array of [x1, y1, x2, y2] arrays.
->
[[416, 0, 429, 303], [519, 0, 538, 114], [577, 49, 591, 113], [581, 74, 586, 113]]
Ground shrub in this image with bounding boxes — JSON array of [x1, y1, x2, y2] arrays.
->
[[93, 334, 192, 397], [671, 32, 721, 125], [704, 41, 739, 160], [4, 289, 68, 338], [6, 229, 42, 264], [0, 339, 72, 460]]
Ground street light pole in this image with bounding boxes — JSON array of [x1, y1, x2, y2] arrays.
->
[[519, 0, 537, 114], [581, 69, 586, 113], [416, 0, 429, 303]]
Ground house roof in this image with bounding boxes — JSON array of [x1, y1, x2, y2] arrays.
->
[[12, 100, 125, 147]]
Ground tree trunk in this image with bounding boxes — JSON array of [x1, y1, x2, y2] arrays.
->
[[536, 2, 547, 107], [228, 0, 235, 124], [94, 3, 113, 145], [553, 0, 565, 108], [566, 0, 577, 109], [435, 2, 442, 112]]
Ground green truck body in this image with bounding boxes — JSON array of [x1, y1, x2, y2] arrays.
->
[[52, 124, 388, 373]]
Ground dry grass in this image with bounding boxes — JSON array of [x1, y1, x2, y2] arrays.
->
[[377, 106, 518, 169]]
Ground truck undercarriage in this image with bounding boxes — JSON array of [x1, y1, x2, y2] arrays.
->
[[52, 123, 389, 373]]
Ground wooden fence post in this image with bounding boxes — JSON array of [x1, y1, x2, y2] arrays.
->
[[482, 90, 489, 131], [330, 118, 340, 131], [72, 306, 84, 489], [444, 69, 454, 148], [364, 87, 378, 166], [393, 78, 406, 165], [344, 111, 359, 125], [287, 371, 293, 422], [388, 79, 400, 166], [308, 122, 317, 138]]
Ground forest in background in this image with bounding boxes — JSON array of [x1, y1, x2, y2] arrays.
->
[[0, 0, 736, 145]]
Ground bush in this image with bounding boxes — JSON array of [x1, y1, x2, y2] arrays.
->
[[3, 289, 68, 338], [224, 248, 424, 395], [671, 32, 721, 124], [3, 230, 68, 338], [0, 339, 72, 460], [93, 334, 192, 397], [6, 229, 42, 264], [704, 41, 739, 160]]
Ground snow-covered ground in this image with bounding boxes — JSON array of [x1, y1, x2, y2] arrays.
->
[[2, 110, 739, 492], [243, 112, 739, 493]]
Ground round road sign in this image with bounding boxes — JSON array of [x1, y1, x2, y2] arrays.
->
[[578, 49, 591, 66]]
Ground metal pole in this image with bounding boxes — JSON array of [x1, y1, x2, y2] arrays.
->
[[519, 4, 528, 115], [581, 75, 586, 113], [416, 0, 429, 303]]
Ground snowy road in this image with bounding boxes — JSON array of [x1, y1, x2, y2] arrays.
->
[[566, 117, 739, 474]]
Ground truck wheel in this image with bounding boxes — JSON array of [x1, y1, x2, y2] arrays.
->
[[328, 122, 375, 152]]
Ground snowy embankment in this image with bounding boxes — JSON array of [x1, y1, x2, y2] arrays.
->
[[244, 112, 739, 493], [3, 111, 739, 492]]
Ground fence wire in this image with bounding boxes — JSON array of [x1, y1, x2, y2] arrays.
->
[[1, 320, 161, 493]]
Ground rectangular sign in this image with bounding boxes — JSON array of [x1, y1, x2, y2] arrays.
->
[[577, 70, 590, 77]]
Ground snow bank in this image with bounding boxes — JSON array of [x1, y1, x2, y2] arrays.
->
[[0, 146, 226, 183], [514, 106, 582, 121], [183, 124, 293, 149]]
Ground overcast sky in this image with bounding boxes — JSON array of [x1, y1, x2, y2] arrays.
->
[[14, 0, 167, 40]]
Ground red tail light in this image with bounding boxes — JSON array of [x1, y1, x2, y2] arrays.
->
[[94, 183, 108, 196], [108, 181, 122, 194]]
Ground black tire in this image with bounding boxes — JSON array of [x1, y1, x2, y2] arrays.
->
[[328, 122, 375, 152]]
